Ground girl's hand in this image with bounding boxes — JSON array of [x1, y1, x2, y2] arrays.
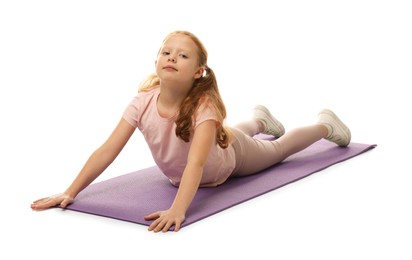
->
[[31, 193, 74, 210], [144, 209, 185, 232]]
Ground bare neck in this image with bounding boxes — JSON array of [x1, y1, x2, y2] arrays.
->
[[157, 81, 192, 118]]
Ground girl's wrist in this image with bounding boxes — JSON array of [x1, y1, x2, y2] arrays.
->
[[64, 188, 77, 199], [170, 203, 188, 215]]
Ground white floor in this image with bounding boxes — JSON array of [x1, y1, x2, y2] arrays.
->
[[1, 1, 411, 259]]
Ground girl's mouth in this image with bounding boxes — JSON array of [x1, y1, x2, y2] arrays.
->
[[163, 65, 178, 71]]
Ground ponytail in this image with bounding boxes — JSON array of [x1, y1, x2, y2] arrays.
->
[[175, 67, 232, 148], [138, 73, 160, 93]]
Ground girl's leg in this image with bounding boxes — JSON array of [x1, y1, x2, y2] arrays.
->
[[234, 105, 285, 137], [231, 124, 326, 177], [233, 120, 262, 137], [231, 108, 351, 177]]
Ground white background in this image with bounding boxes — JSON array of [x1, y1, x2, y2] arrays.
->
[[1, 0, 411, 259]]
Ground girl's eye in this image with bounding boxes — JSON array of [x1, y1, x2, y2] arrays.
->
[[179, 54, 188, 59], [162, 51, 170, 55]]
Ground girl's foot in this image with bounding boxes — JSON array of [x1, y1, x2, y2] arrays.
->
[[318, 109, 351, 147], [253, 105, 285, 138]]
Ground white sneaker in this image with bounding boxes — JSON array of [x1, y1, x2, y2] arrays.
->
[[253, 105, 285, 138], [318, 109, 351, 147]]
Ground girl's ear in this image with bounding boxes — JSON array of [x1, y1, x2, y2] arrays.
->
[[194, 67, 204, 79]]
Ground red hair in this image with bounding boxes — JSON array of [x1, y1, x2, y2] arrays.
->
[[139, 31, 231, 148]]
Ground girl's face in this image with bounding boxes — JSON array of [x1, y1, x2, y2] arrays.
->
[[155, 34, 204, 86]]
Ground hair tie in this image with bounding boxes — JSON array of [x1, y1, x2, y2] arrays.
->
[[202, 65, 210, 77]]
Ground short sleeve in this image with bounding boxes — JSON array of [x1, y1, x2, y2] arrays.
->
[[122, 96, 140, 128], [194, 101, 219, 128], [122, 88, 159, 128]]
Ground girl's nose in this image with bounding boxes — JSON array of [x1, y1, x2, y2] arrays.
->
[[168, 57, 176, 62]]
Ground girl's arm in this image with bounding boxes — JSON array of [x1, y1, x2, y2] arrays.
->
[[31, 118, 135, 210], [144, 119, 217, 232]]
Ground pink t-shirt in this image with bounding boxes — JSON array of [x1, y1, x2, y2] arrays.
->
[[122, 87, 236, 187]]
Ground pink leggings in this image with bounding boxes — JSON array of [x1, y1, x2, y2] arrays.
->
[[230, 120, 326, 177]]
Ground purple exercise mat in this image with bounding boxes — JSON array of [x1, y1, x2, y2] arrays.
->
[[65, 138, 376, 228]]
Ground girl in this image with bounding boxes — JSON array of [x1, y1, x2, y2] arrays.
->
[[31, 30, 351, 232]]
